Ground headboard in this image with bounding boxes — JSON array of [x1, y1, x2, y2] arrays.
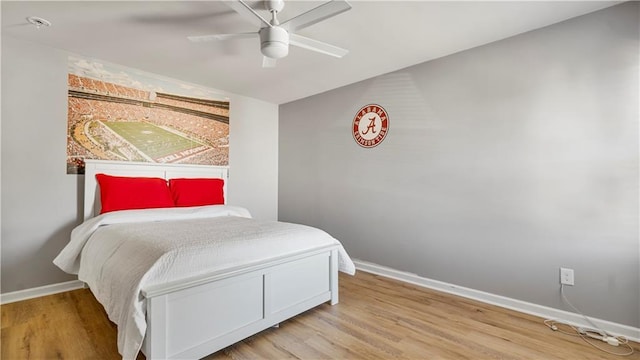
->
[[83, 159, 229, 220]]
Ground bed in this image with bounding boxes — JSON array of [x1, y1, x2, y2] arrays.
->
[[54, 159, 355, 360]]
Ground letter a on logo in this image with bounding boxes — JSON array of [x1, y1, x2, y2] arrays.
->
[[361, 116, 377, 135]]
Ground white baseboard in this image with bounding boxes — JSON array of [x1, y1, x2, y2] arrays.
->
[[353, 259, 640, 343], [1, 280, 85, 305]]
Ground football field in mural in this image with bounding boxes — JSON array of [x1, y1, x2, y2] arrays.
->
[[101, 121, 206, 162]]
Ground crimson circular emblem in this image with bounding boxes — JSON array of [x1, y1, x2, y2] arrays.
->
[[352, 104, 389, 148]]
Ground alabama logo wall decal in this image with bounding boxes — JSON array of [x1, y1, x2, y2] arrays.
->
[[352, 104, 389, 148]]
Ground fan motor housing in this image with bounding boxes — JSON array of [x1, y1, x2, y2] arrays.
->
[[259, 27, 289, 59]]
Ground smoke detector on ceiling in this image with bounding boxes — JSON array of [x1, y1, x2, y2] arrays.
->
[[27, 16, 52, 29]]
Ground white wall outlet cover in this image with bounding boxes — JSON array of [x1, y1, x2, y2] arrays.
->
[[560, 267, 575, 286]]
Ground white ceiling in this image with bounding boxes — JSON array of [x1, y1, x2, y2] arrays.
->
[[2, 1, 620, 104]]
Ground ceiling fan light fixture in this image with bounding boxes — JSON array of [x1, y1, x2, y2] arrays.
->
[[259, 26, 289, 59], [188, 0, 352, 66]]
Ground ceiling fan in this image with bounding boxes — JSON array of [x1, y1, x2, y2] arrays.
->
[[188, 0, 352, 67]]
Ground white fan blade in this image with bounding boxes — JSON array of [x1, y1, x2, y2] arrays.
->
[[289, 33, 348, 58], [282, 0, 351, 32], [262, 56, 277, 68], [188, 32, 257, 42], [227, 0, 272, 28]]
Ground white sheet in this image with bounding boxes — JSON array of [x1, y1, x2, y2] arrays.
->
[[53, 205, 355, 360]]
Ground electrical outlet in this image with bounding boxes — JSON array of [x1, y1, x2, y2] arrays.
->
[[560, 267, 574, 286]]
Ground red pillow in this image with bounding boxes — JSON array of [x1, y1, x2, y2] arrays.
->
[[169, 178, 225, 207], [96, 174, 174, 214]]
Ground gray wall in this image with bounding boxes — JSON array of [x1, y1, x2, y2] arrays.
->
[[279, 3, 639, 327], [1, 36, 279, 293]]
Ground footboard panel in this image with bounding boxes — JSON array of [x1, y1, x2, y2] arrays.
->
[[143, 247, 339, 359], [268, 251, 330, 314], [165, 273, 264, 357]]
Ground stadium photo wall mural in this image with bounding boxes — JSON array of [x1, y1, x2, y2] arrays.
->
[[66, 55, 229, 174]]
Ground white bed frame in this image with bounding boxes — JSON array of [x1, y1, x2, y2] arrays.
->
[[83, 159, 340, 359]]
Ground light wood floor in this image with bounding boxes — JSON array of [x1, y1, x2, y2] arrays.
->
[[2, 271, 638, 359]]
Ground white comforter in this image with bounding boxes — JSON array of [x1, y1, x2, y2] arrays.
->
[[53, 205, 355, 360]]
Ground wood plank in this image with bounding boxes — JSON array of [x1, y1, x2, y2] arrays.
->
[[2, 272, 638, 359]]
